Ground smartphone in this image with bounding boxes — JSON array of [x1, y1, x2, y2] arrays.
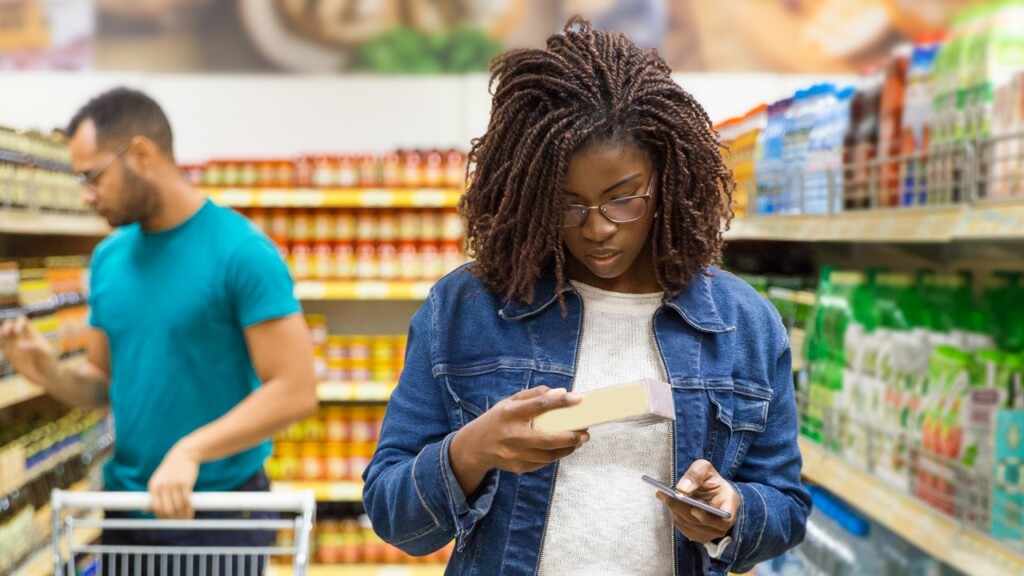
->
[[641, 474, 733, 520]]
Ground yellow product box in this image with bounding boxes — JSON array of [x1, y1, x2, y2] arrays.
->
[[531, 378, 675, 435]]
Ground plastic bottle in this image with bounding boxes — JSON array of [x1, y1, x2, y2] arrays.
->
[[831, 88, 855, 214], [872, 523, 942, 576], [850, 72, 883, 209], [756, 98, 793, 215], [805, 85, 843, 214], [901, 36, 943, 206], [879, 44, 912, 207]]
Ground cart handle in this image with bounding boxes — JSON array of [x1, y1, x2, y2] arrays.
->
[[52, 490, 316, 514]]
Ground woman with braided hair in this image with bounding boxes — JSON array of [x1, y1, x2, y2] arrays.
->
[[363, 17, 809, 576]]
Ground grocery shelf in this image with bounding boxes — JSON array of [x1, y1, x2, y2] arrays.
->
[[272, 481, 363, 502], [0, 209, 108, 236], [268, 565, 445, 576], [206, 188, 462, 209], [727, 206, 965, 243], [0, 358, 89, 411], [799, 437, 1024, 575], [955, 200, 1024, 240], [14, 518, 101, 576], [295, 281, 434, 301], [13, 476, 101, 576], [318, 381, 393, 402], [0, 373, 45, 411], [727, 199, 1024, 243]]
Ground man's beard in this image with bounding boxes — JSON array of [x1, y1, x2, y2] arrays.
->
[[106, 167, 160, 228]]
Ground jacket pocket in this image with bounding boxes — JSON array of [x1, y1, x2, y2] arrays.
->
[[707, 381, 772, 476], [437, 360, 533, 428]]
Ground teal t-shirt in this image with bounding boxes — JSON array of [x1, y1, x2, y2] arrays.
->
[[89, 200, 301, 492]]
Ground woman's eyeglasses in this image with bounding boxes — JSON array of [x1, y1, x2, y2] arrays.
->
[[560, 177, 654, 228]]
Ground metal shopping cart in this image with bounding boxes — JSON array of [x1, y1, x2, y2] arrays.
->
[[49, 490, 316, 576]]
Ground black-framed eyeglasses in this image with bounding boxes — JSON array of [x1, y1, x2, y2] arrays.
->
[[74, 143, 130, 190], [560, 177, 654, 228]]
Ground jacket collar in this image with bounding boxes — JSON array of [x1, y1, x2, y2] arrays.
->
[[498, 269, 735, 333]]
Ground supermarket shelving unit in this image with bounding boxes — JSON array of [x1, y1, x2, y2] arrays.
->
[[800, 438, 1023, 575], [0, 210, 108, 237], [204, 187, 462, 209], [1, 138, 109, 576], [13, 478, 103, 576], [272, 480, 363, 503], [725, 200, 1024, 243], [296, 281, 435, 302], [209, 184, 455, 573], [727, 137, 1024, 574]]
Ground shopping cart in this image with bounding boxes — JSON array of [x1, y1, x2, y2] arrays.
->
[[50, 490, 316, 576]]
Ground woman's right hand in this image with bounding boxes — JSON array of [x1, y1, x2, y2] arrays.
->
[[449, 386, 590, 495]]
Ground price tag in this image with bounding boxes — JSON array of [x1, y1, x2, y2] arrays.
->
[[259, 190, 292, 207], [294, 282, 327, 300], [292, 189, 322, 207], [356, 382, 390, 401], [318, 382, 354, 401], [327, 482, 362, 501], [412, 189, 447, 207], [355, 282, 390, 300], [361, 189, 395, 207], [410, 282, 433, 300], [213, 189, 254, 207]]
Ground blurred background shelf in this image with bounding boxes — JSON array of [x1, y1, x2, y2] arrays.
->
[[272, 481, 363, 503], [295, 282, 434, 301], [799, 437, 1024, 575], [206, 188, 462, 209], [318, 382, 393, 403], [0, 210, 108, 237]]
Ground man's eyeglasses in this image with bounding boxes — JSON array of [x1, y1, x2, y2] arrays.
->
[[74, 143, 130, 190], [560, 177, 654, 228]]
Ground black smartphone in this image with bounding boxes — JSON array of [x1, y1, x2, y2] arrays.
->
[[641, 474, 733, 520]]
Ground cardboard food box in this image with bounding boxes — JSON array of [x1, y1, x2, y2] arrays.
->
[[532, 378, 675, 435]]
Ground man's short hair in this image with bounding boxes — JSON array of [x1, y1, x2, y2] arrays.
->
[[67, 87, 174, 158]]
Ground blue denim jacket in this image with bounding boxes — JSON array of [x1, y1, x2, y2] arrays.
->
[[363, 265, 810, 575]]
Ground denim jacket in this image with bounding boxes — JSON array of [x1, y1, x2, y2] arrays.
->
[[363, 264, 810, 575]]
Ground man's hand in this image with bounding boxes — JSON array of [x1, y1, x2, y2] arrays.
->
[[0, 316, 60, 386], [148, 443, 201, 519], [656, 459, 740, 544]]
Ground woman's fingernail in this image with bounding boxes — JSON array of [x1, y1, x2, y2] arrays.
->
[[680, 479, 695, 493]]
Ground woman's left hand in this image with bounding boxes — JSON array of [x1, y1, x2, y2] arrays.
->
[[656, 459, 740, 544]]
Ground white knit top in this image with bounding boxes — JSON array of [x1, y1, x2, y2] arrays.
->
[[536, 281, 675, 576]]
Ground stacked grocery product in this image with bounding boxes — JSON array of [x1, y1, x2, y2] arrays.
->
[[718, 105, 766, 217], [184, 149, 467, 190], [242, 207, 467, 282], [267, 405, 386, 484], [0, 257, 90, 379], [0, 127, 85, 214], [717, 0, 1024, 216], [273, 506, 454, 567], [0, 406, 113, 574], [791, 268, 1024, 540], [306, 315, 407, 385]]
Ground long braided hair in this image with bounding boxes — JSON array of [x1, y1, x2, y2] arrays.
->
[[460, 16, 734, 304]]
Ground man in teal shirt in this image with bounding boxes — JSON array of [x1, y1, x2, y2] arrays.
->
[[0, 88, 318, 525]]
